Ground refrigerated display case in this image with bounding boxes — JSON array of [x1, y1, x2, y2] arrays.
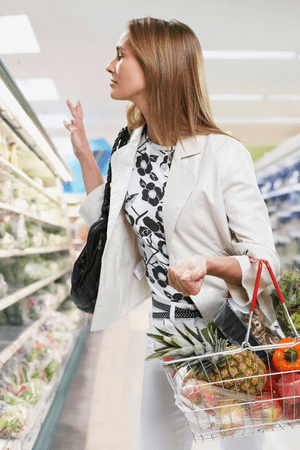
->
[[255, 133, 300, 269], [0, 59, 88, 449]]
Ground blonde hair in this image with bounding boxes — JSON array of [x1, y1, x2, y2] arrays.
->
[[126, 17, 230, 146]]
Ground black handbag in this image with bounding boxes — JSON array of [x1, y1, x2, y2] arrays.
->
[[70, 127, 130, 313]]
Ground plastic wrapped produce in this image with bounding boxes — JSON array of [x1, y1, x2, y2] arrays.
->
[[15, 379, 48, 406], [0, 402, 29, 439], [0, 180, 12, 204], [42, 354, 62, 382], [10, 215, 29, 249]]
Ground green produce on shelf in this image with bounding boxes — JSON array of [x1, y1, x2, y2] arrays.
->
[[0, 402, 29, 439], [43, 359, 61, 381]]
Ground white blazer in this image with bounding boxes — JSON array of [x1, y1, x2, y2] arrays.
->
[[79, 126, 280, 331]]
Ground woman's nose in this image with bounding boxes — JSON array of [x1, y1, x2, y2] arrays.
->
[[106, 59, 115, 74]]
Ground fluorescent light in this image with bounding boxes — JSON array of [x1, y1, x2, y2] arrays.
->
[[16, 78, 60, 101], [38, 113, 68, 129], [203, 51, 297, 60], [0, 15, 40, 54], [0, 78, 72, 182], [267, 94, 300, 101], [215, 117, 300, 123], [210, 94, 300, 101], [210, 94, 263, 101]]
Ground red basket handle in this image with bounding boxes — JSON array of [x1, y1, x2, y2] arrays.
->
[[249, 257, 285, 311], [243, 258, 299, 348]]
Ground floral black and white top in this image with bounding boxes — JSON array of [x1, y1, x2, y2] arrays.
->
[[124, 129, 198, 314]]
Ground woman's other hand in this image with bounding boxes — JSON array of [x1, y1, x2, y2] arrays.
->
[[168, 256, 207, 296], [63, 100, 90, 161], [63, 99, 103, 195]]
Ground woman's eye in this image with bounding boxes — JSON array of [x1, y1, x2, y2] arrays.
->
[[117, 52, 123, 60]]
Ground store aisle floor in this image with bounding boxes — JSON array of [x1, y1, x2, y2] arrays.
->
[[51, 299, 300, 450]]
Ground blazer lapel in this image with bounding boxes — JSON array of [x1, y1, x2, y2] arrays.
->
[[107, 126, 143, 241], [163, 135, 207, 258]]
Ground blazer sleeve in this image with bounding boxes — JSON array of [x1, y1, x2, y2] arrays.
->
[[220, 141, 280, 305], [78, 183, 106, 227]]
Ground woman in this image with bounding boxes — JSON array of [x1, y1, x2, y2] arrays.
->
[[64, 17, 280, 450]]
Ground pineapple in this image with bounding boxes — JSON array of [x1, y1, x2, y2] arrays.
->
[[146, 322, 267, 396]]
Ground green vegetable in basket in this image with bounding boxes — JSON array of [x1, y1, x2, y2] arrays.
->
[[272, 271, 300, 334]]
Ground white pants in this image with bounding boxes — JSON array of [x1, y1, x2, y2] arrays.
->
[[139, 315, 266, 450]]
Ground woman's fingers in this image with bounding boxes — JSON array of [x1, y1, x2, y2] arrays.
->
[[168, 256, 207, 296], [76, 100, 83, 119], [66, 99, 81, 122]]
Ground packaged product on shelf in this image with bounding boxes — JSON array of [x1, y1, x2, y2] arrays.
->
[[23, 333, 54, 364], [26, 221, 47, 248], [2, 357, 28, 388], [5, 302, 23, 326], [41, 353, 62, 382], [20, 295, 47, 324], [8, 144, 18, 167], [0, 273, 8, 299], [10, 214, 29, 249], [15, 379, 48, 406], [0, 371, 18, 395], [0, 218, 17, 250], [0, 133, 9, 161], [0, 389, 25, 407], [0, 402, 29, 439], [0, 180, 12, 204]]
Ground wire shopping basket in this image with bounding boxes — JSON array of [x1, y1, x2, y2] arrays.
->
[[159, 259, 300, 442]]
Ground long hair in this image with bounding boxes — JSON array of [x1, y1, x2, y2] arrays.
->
[[126, 17, 229, 146]]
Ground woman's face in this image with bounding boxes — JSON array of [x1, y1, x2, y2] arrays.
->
[[106, 31, 147, 105]]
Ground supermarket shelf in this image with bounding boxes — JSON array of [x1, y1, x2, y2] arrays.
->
[[0, 156, 61, 206], [0, 322, 88, 450], [0, 267, 72, 311], [0, 315, 51, 369], [0, 201, 68, 230], [0, 291, 70, 369], [262, 183, 300, 200], [0, 246, 70, 258]]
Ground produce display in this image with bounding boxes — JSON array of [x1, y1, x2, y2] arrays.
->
[[0, 79, 77, 448], [0, 215, 69, 251], [0, 176, 66, 226], [147, 320, 300, 438], [0, 253, 72, 291], [0, 306, 83, 440]]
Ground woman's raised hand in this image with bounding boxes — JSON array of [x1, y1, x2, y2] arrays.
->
[[168, 256, 207, 297], [63, 100, 90, 161]]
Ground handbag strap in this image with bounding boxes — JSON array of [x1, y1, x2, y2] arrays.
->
[[100, 126, 130, 219]]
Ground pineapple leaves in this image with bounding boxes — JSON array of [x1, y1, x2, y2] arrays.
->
[[183, 324, 203, 344], [153, 326, 173, 338], [173, 325, 194, 345]]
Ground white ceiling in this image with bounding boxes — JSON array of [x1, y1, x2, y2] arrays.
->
[[1, 0, 300, 152]]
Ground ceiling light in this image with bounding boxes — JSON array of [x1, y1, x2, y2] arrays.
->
[[0, 15, 40, 54], [0, 78, 72, 182], [210, 94, 263, 101], [38, 113, 69, 129], [215, 117, 300, 123], [16, 78, 60, 101], [267, 94, 300, 101], [203, 51, 297, 60]]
